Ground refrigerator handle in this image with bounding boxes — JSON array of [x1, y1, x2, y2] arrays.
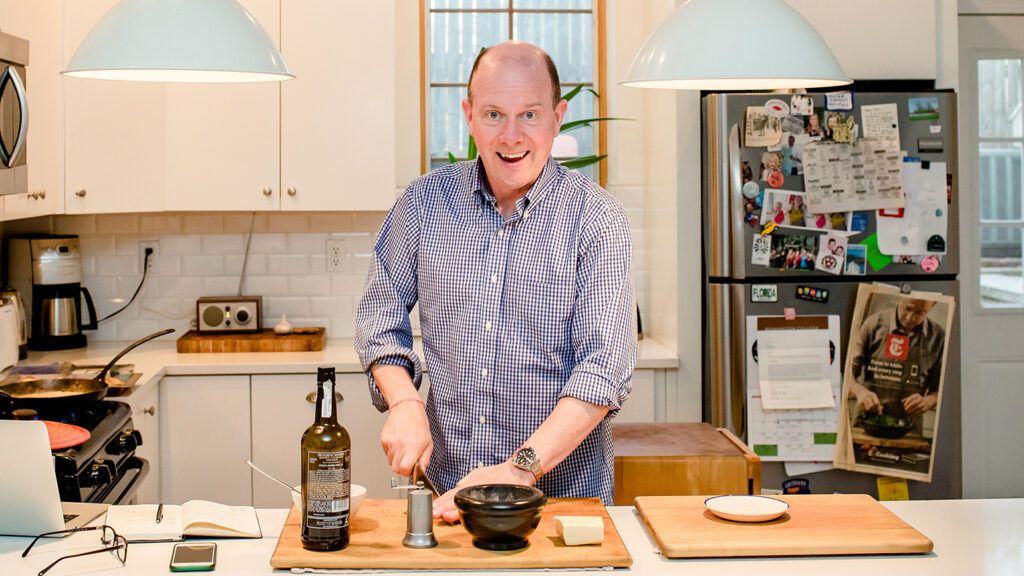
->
[[728, 283, 747, 438], [707, 282, 748, 437], [704, 96, 738, 279]]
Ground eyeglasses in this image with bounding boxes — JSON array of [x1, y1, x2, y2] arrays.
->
[[21, 524, 128, 576]]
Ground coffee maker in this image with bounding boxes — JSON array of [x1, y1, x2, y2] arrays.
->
[[6, 235, 97, 350]]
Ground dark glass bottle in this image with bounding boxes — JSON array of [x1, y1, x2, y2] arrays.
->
[[300, 366, 351, 551]]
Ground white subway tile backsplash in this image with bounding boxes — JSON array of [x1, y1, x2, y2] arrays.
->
[[225, 254, 266, 276], [331, 273, 368, 296], [329, 317, 357, 339], [86, 276, 118, 299], [244, 276, 289, 297], [310, 296, 353, 317], [201, 276, 241, 296], [249, 234, 287, 254], [96, 214, 140, 234], [267, 254, 309, 275], [162, 235, 203, 255], [264, 297, 310, 318], [309, 254, 326, 274], [80, 234, 116, 256], [287, 275, 331, 297], [286, 233, 328, 254], [159, 276, 203, 298], [103, 256, 140, 276], [182, 255, 224, 276], [114, 235, 141, 256], [154, 255, 181, 276], [202, 234, 244, 255]]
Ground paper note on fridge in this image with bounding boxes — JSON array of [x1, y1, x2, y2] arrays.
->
[[861, 103, 901, 141], [876, 161, 948, 255], [756, 325, 835, 410]]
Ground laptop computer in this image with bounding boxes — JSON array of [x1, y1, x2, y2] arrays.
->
[[0, 420, 108, 537]]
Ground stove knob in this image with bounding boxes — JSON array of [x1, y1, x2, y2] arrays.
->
[[88, 459, 115, 486], [109, 430, 140, 454]]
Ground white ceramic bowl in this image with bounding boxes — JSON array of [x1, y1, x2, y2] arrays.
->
[[292, 483, 366, 517]]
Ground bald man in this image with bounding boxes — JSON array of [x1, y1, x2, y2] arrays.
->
[[355, 41, 636, 522]]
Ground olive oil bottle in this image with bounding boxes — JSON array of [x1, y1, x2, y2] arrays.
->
[[300, 366, 351, 551]]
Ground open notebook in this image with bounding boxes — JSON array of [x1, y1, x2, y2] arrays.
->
[[105, 500, 262, 542]]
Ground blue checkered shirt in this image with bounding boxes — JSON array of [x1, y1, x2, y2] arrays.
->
[[355, 158, 636, 504]]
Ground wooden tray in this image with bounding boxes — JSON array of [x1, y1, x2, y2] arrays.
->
[[176, 328, 325, 353], [635, 494, 932, 558], [270, 498, 632, 570]]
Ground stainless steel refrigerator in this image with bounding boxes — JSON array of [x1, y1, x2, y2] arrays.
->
[[702, 91, 961, 498]]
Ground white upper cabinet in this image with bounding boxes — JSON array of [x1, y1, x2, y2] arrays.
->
[[1, 0, 63, 221], [62, 0, 165, 214], [161, 0, 280, 212], [280, 0, 396, 211]]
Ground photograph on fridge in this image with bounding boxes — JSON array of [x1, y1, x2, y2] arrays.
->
[[744, 106, 782, 147], [834, 284, 955, 482], [760, 190, 852, 233]]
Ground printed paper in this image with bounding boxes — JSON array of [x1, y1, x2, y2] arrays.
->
[[745, 106, 782, 147], [861, 103, 901, 141], [757, 326, 835, 410], [803, 139, 905, 213]]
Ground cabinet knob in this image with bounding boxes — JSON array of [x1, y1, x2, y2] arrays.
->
[[262, 187, 273, 196], [27, 191, 38, 199], [38, 190, 46, 199], [287, 187, 297, 196], [306, 391, 343, 404], [75, 189, 87, 197], [143, 406, 155, 416]]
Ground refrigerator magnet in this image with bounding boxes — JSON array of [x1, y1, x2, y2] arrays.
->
[[751, 236, 771, 266], [791, 94, 813, 116], [920, 255, 940, 273], [767, 170, 785, 189], [908, 96, 940, 121], [750, 284, 778, 303], [825, 91, 854, 111], [745, 106, 783, 147], [764, 98, 790, 118], [795, 285, 830, 303]]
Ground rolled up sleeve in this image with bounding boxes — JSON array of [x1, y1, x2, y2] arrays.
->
[[560, 204, 636, 416], [354, 185, 424, 413]]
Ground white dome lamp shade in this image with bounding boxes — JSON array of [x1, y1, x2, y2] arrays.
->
[[622, 0, 851, 91], [63, 0, 293, 83]]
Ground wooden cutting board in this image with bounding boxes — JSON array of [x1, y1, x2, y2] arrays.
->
[[270, 498, 632, 570], [635, 494, 932, 558], [176, 328, 325, 353]]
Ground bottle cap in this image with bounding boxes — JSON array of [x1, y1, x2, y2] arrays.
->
[[318, 366, 336, 377]]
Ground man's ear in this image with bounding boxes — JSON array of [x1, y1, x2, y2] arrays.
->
[[461, 98, 473, 129], [554, 98, 568, 130]]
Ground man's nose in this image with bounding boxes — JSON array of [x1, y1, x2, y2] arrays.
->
[[500, 118, 523, 142]]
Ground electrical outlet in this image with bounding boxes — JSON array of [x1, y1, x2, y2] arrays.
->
[[326, 239, 344, 272], [140, 240, 159, 272]]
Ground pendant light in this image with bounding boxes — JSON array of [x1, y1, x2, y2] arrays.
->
[[63, 0, 293, 83], [622, 0, 850, 90]]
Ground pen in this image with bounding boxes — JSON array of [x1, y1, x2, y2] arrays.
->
[[156, 503, 164, 524]]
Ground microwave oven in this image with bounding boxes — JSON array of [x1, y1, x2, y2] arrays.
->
[[0, 31, 27, 197]]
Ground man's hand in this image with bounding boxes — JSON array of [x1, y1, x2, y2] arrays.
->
[[851, 382, 882, 414], [431, 462, 535, 524], [902, 393, 936, 415], [381, 399, 432, 477]]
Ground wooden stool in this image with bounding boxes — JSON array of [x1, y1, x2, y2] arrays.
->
[[612, 422, 761, 506]]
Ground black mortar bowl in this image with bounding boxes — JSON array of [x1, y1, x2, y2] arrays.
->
[[454, 484, 547, 551]]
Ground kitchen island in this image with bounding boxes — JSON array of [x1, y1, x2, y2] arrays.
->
[[2, 499, 1021, 575]]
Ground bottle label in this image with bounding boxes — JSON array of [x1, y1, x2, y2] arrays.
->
[[321, 379, 334, 419], [305, 449, 351, 531]]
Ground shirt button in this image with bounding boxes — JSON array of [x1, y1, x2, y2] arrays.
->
[[479, 415, 486, 424], [523, 210, 530, 220], [497, 229, 504, 237], [481, 368, 488, 377], [490, 274, 497, 284], [478, 462, 484, 469], [485, 321, 492, 331]]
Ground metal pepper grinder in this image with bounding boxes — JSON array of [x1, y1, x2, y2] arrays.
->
[[390, 479, 438, 549]]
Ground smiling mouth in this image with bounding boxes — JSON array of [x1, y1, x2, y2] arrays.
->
[[497, 151, 528, 163]]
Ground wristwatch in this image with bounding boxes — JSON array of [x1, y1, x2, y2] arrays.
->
[[511, 447, 543, 481]]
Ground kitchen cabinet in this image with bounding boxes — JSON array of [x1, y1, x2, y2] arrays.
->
[[62, 0, 165, 214], [125, 382, 160, 504], [159, 375, 252, 506], [0, 0, 63, 221], [251, 373, 412, 507]]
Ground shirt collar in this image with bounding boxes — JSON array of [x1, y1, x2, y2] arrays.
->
[[469, 157, 560, 212], [888, 307, 930, 338]]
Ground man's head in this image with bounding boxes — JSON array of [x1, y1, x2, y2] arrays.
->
[[896, 298, 937, 331], [462, 41, 567, 199], [828, 238, 837, 250]]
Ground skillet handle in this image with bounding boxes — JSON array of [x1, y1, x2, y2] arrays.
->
[[95, 328, 176, 384]]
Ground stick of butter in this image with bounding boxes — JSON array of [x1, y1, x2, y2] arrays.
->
[[553, 515, 604, 546]]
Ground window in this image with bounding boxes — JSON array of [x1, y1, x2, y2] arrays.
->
[[977, 58, 1024, 307], [423, 0, 606, 183]]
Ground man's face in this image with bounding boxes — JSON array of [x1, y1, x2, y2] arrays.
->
[[897, 299, 936, 331], [462, 53, 566, 199]]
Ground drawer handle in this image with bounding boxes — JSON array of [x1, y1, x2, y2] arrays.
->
[[306, 391, 343, 404], [75, 189, 87, 197], [143, 406, 155, 416], [262, 187, 273, 196]]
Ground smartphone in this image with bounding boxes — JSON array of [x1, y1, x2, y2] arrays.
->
[[169, 542, 217, 572]]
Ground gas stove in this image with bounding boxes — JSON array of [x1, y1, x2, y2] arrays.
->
[[0, 400, 148, 504]]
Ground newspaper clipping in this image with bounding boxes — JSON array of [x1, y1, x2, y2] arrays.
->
[[834, 284, 955, 482]]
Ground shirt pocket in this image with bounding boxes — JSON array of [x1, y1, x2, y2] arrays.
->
[[530, 275, 575, 366]]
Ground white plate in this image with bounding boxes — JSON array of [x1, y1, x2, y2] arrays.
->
[[704, 495, 789, 523]]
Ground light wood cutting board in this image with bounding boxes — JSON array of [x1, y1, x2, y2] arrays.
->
[[270, 498, 632, 570], [635, 494, 933, 558], [176, 328, 325, 353]]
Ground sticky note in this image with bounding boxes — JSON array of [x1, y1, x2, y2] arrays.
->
[[862, 233, 893, 272], [877, 477, 910, 501]]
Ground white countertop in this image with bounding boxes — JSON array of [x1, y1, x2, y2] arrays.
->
[[3, 499, 1021, 575], [12, 336, 678, 397]]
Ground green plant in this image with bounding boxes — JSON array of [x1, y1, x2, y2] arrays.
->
[[447, 84, 625, 170]]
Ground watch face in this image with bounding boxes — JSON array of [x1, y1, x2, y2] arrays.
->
[[515, 447, 536, 466]]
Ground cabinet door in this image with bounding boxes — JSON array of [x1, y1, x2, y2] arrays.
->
[[2, 0, 63, 221], [251, 373, 394, 507], [162, 0, 279, 212], [159, 376, 252, 505], [126, 383, 160, 504], [63, 0, 164, 214], [280, 1, 396, 211]]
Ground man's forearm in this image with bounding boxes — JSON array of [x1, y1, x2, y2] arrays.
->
[[371, 364, 420, 407], [520, 397, 610, 475]]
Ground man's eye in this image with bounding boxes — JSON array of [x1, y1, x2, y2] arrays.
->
[[523, 111, 537, 120], [486, 111, 500, 120]]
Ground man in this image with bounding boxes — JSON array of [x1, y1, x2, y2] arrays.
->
[[355, 41, 636, 523], [848, 297, 945, 420]]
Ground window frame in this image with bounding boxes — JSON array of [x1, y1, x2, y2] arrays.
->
[[418, 0, 608, 186]]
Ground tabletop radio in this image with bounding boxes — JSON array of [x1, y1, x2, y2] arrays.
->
[[196, 296, 262, 333]]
